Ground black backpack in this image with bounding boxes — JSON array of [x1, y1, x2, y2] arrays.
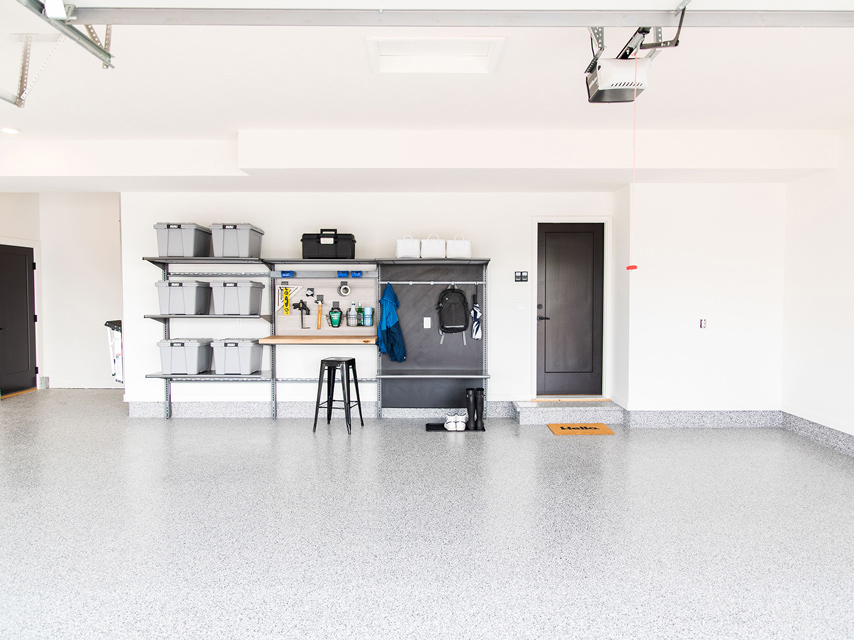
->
[[437, 287, 469, 344]]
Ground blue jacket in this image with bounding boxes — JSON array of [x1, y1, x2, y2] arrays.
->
[[378, 283, 406, 362]]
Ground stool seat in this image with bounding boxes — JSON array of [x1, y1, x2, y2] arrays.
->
[[313, 357, 364, 434]]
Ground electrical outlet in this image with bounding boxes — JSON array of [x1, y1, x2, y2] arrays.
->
[[423, 317, 431, 329], [700, 319, 707, 329]]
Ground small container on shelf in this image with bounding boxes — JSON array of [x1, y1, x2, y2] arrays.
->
[[154, 223, 212, 257], [210, 281, 264, 315], [157, 338, 213, 375], [210, 223, 265, 258], [301, 228, 356, 259], [211, 339, 263, 375], [155, 281, 212, 315]]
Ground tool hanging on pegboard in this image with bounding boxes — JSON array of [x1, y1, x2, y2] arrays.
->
[[277, 282, 302, 315]]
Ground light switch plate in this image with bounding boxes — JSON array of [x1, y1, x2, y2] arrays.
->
[[423, 317, 431, 329]]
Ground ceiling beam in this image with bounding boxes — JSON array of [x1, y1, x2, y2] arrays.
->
[[69, 8, 854, 28]]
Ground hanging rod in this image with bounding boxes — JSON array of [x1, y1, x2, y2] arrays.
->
[[380, 280, 484, 286]]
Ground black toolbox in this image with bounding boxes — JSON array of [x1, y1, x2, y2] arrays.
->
[[301, 228, 356, 259]]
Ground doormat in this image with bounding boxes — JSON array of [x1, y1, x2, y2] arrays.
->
[[548, 423, 614, 435]]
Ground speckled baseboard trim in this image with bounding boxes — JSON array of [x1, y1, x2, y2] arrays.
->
[[129, 402, 273, 418], [628, 410, 783, 429], [277, 401, 379, 419], [128, 402, 167, 418], [487, 401, 515, 418], [783, 413, 854, 457], [129, 401, 379, 419], [380, 407, 466, 419], [512, 401, 626, 426]]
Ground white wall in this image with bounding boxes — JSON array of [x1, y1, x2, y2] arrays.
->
[[611, 185, 631, 408], [120, 192, 616, 404], [38, 193, 123, 388], [783, 126, 854, 435], [0, 194, 40, 240], [625, 183, 786, 411]]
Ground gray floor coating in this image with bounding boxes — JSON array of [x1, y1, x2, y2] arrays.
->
[[2, 390, 854, 640]]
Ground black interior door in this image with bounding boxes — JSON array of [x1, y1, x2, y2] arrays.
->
[[0, 244, 37, 396], [536, 223, 603, 395]]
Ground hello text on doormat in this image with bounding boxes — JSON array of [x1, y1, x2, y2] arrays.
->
[[548, 423, 614, 435]]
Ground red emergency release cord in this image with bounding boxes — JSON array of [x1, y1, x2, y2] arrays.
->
[[627, 51, 639, 271]]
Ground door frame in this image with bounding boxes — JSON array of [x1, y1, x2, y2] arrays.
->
[[529, 216, 613, 400], [0, 235, 42, 390]]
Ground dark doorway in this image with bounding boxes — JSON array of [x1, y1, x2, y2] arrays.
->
[[0, 244, 37, 396], [536, 223, 603, 395]]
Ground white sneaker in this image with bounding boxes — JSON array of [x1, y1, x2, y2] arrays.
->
[[455, 413, 467, 431], [445, 415, 456, 431]]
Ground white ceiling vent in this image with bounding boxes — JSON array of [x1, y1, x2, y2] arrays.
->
[[366, 37, 505, 74]]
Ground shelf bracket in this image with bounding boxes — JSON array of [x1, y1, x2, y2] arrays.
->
[[16, 0, 115, 68]]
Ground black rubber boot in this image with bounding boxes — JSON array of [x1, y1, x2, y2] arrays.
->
[[474, 388, 485, 431], [465, 388, 477, 431]]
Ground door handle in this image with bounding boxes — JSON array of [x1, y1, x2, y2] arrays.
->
[[537, 316, 550, 321]]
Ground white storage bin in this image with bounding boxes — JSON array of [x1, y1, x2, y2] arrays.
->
[[395, 235, 420, 259], [157, 338, 213, 375], [155, 281, 212, 315], [211, 339, 263, 375], [154, 223, 211, 257], [210, 281, 264, 315], [211, 223, 265, 258], [446, 235, 472, 259], [420, 234, 446, 259]]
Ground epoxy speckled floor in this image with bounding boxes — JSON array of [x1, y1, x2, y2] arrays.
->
[[2, 390, 854, 639]]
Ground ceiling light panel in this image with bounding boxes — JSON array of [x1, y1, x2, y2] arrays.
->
[[366, 37, 505, 74]]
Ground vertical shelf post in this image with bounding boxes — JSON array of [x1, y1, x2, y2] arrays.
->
[[270, 272, 277, 419], [161, 262, 172, 419]]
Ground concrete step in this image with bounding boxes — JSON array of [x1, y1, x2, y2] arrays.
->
[[512, 400, 626, 425]]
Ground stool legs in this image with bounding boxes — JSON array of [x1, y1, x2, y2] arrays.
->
[[326, 365, 336, 424], [313, 361, 326, 432], [340, 364, 352, 435], [350, 361, 364, 427]]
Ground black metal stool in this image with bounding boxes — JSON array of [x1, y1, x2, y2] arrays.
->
[[313, 357, 364, 435]]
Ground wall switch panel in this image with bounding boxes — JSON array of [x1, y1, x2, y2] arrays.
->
[[423, 317, 431, 329]]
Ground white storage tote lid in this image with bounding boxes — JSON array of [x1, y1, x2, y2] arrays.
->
[[154, 280, 211, 288], [208, 281, 265, 288], [211, 338, 260, 346], [210, 223, 265, 235], [157, 338, 213, 347]]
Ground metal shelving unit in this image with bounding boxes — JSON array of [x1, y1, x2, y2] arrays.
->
[[143, 256, 277, 419]]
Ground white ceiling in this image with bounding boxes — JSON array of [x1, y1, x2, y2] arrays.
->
[[1, 2, 854, 141]]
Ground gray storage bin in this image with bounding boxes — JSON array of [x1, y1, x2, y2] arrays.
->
[[154, 223, 212, 257], [211, 339, 263, 375], [157, 338, 213, 375], [211, 223, 265, 258], [155, 280, 212, 315], [210, 281, 264, 315]]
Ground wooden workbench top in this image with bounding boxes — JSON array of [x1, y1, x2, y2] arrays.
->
[[259, 335, 377, 345]]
